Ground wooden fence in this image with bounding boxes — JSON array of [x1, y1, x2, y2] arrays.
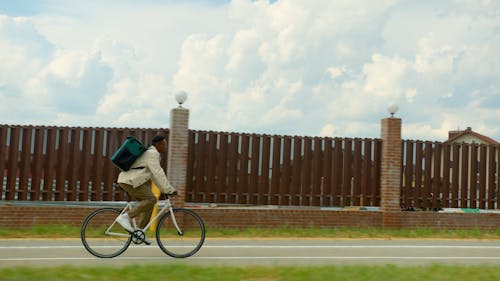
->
[[187, 131, 382, 207], [1, 124, 499, 210], [401, 141, 500, 210], [0, 125, 168, 201]]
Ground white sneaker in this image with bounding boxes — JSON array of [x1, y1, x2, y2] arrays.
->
[[116, 213, 134, 232]]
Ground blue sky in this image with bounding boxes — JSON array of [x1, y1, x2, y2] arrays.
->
[[0, 0, 499, 141], [0, 0, 45, 16]]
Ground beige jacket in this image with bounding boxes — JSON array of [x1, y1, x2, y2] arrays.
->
[[117, 146, 176, 194]]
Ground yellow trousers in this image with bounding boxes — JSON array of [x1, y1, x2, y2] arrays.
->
[[148, 182, 161, 234]]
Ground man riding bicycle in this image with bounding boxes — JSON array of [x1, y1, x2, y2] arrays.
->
[[116, 135, 177, 240]]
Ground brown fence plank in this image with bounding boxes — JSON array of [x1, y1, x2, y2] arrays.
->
[[290, 137, 302, 206], [460, 145, 469, 208], [403, 141, 413, 208], [66, 128, 80, 201], [30, 128, 43, 201], [432, 143, 441, 209], [342, 139, 352, 207], [93, 129, 105, 201], [6, 127, 20, 200], [497, 145, 500, 209], [113, 129, 127, 201], [361, 139, 371, 207], [470, 144, 478, 209], [451, 143, 460, 208], [186, 130, 196, 202], [442, 143, 451, 208], [487, 145, 496, 209], [227, 134, 239, 204], [413, 141, 423, 208], [249, 134, 260, 204], [238, 134, 250, 204], [260, 135, 271, 205], [280, 137, 292, 205], [376, 139, 383, 206], [478, 145, 487, 209], [55, 128, 69, 201], [194, 131, 207, 202], [300, 137, 312, 206], [102, 129, 115, 201], [43, 128, 57, 201], [206, 132, 217, 202], [270, 136, 281, 205], [332, 138, 342, 206], [322, 138, 333, 206], [352, 139, 362, 206], [79, 128, 92, 201], [423, 142, 433, 209], [373, 139, 382, 206], [0, 126, 7, 198], [18, 127, 32, 200], [215, 133, 228, 203], [311, 138, 323, 206]]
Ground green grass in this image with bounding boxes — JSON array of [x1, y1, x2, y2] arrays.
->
[[209, 226, 500, 239], [1, 224, 500, 239], [1, 264, 500, 281]]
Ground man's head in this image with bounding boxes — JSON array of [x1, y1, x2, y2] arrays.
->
[[152, 135, 167, 153]]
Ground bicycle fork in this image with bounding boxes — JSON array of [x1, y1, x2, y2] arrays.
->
[[168, 206, 184, 236]]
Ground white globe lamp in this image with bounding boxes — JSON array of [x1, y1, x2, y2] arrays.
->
[[175, 91, 188, 107], [388, 104, 399, 117]]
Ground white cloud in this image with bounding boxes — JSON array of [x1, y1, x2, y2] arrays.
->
[[327, 67, 343, 80], [0, 0, 499, 142], [320, 124, 336, 137]]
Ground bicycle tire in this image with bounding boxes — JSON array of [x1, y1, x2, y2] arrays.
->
[[156, 208, 205, 258], [81, 208, 132, 258]]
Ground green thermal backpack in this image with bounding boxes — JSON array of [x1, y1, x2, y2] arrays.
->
[[111, 136, 147, 171]]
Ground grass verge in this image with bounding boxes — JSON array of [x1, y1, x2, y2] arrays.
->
[[1, 264, 500, 281], [0, 225, 500, 239]]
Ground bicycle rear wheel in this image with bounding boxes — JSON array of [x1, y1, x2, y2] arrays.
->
[[156, 208, 205, 258], [81, 208, 132, 258]]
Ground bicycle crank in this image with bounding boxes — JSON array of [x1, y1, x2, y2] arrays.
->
[[131, 230, 146, 244]]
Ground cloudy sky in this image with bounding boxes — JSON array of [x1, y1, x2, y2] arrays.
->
[[0, 0, 499, 141]]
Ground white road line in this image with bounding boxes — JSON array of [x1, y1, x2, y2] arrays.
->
[[1, 245, 500, 249], [1, 256, 500, 262], [201, 245, 500, 249]]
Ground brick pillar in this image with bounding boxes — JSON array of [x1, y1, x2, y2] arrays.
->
[[167, 107, 189, 207], [380, 117, 402, 227]]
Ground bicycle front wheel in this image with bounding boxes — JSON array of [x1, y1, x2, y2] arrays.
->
[[156, 208, 205, 258], [81, 208, 132, 258]]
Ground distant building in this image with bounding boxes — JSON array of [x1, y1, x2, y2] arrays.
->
[[446, 127, 498, 145]]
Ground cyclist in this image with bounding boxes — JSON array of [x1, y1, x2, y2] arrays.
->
[[116, 135, 177, 241]]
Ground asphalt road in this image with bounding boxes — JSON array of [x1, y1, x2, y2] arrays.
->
[[1, 239, 500, 268]]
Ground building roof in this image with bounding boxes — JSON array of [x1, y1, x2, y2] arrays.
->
[[446, 127, 499, 145]]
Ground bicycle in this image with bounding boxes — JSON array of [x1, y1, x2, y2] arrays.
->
[[81, 194, 205, 258]]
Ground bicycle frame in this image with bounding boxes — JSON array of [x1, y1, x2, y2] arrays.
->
[[105, 197, 181, 237]]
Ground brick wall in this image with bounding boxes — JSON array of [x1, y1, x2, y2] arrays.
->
[[1, 205, 499, 230]]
